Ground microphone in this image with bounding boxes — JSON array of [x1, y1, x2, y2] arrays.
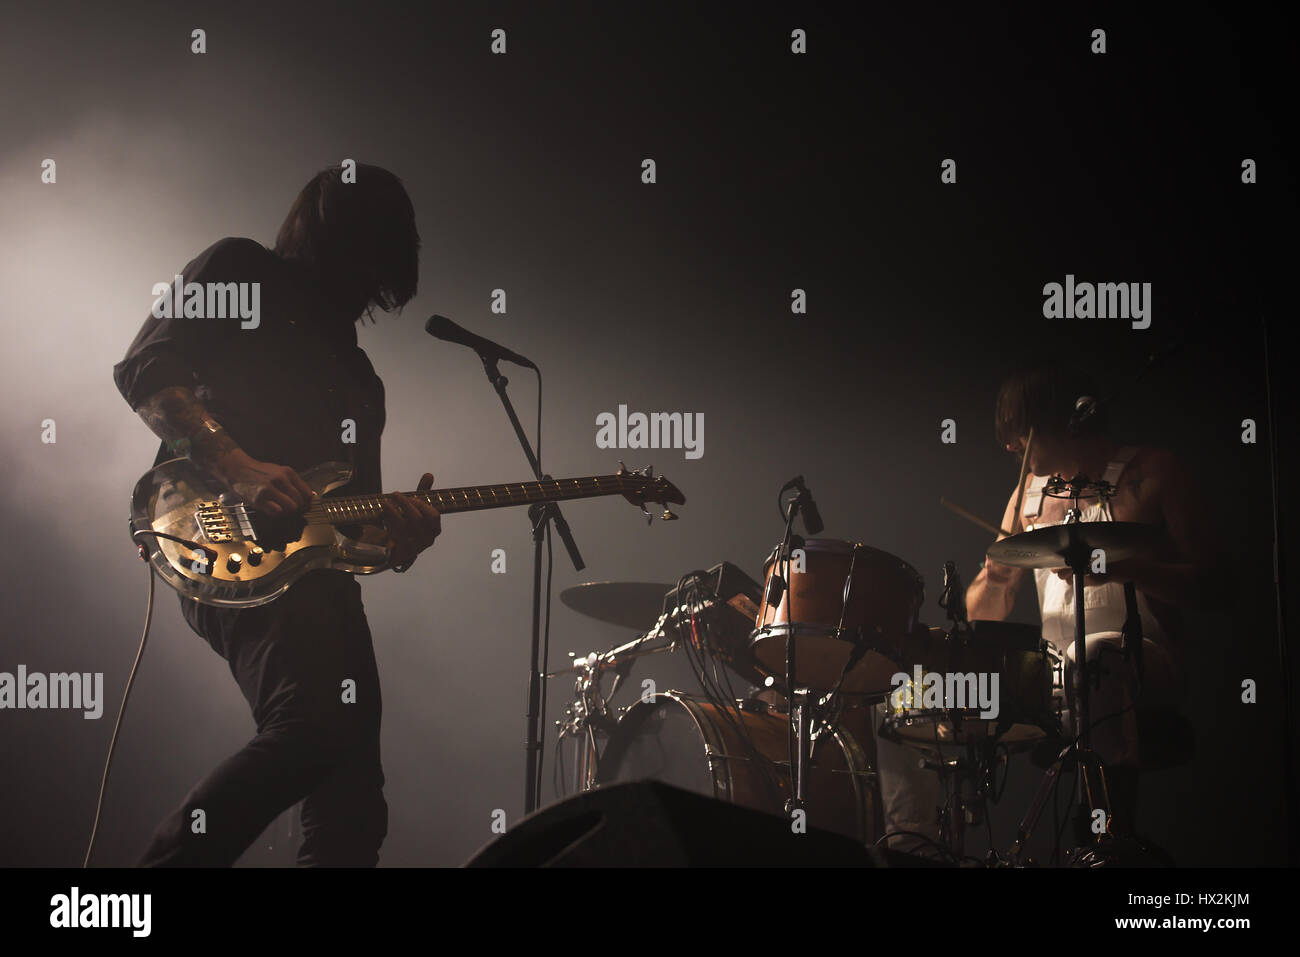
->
[[800, 487, 824, 536], [938, 560, 967, 625], [424, 314, 537, 370], [781, 475, 825, 535], [1067, 395, 1098, 435]]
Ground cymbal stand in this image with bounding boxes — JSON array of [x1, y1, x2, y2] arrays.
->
[[1033, 475, 1118, 853], [1005, 737, 1113, 866]]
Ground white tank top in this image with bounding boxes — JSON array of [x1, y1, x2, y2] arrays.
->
[[1021, 447, 1168, 654]]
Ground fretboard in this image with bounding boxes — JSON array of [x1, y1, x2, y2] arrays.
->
[[304, 474, 630, 525]]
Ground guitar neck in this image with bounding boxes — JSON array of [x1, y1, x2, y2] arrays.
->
[[305, 474, 629, 524]]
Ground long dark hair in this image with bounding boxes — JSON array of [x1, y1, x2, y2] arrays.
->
[[995, 362, 1105, 448], [274, 164, 420, 321]]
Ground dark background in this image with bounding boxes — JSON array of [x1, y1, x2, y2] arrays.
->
[[0, 1, 1293, 867]]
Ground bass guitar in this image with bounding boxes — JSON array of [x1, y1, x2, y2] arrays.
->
[[129, 458, 684, 607]]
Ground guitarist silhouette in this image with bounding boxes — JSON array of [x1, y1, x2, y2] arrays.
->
[[113, 164, 433, 866]]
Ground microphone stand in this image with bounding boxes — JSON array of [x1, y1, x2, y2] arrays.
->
[[767, 487, 815, 815], [1262, 316, 1297, 866], [1070, 338, 1187, 435], [478, 355, 585, 815]]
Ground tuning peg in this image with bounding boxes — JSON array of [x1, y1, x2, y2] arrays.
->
[[662, 509, 678, 521]]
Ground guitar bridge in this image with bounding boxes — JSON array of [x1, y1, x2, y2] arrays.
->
[[195, 502, 255, 543]]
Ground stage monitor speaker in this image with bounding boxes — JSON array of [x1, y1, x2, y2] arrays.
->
[[465, 781, 937, 867]]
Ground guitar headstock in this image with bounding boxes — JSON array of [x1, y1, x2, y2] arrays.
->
[[616, 462, 685, 524]]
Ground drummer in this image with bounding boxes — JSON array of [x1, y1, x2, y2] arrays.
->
[[964, 362, 1218, 837]]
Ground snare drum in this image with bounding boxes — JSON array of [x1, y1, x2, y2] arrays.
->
[[749, 539, 924, 697], [879, 621, 1061, 755]]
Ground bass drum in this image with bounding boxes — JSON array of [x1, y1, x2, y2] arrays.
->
[[596, 691, 881, 844]]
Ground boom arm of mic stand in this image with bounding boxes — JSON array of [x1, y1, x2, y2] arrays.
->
[[1077, 337, 1188, 431]]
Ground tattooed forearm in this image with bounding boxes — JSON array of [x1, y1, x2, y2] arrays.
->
[[136, 385, 242, 471], [965, 558, 1024, 621]]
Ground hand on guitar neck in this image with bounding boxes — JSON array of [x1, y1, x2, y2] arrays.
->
[[375, 472, 441, 568]]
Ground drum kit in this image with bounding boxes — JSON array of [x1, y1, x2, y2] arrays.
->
[[550, 471, 1171, 866]]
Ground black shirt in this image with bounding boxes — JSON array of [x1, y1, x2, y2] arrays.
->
[[113, 237, 386, 497]]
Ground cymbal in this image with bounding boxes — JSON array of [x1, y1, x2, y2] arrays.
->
[[986, 521, 1165, 569], [560, 581, 669, 630]]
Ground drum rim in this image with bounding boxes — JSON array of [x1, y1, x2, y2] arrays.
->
[[880, 710, 1049, 748], [881, 702, 1051, 734], [764, 538, 924, 582], [599, 690, 876, 842], [747, 625, 912, 698]]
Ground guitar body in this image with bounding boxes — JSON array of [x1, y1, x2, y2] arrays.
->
[[130, 458, 389, 608]]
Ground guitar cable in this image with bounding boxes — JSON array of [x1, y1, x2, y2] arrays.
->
[[83, 532, 161, 867]]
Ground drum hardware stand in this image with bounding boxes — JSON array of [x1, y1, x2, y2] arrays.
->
[[926, 737, 1000, 863], [821, 545, 870, 711], [1005, 737, 1114, 867], [1121, 581, 1145, 685], [556, 652, 620, 794], [556, 678, 615, 796], [786, 687, 811, 816], [925, 562, 996, 862], [554, 616, 673, 793]]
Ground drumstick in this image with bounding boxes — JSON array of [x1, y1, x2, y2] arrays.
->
[[941, 428, 1035, 539], [940, 497, 1008, 537], [1009, 426, 1034, 537]]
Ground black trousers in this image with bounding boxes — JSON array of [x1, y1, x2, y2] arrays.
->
[[138, 569, 387, 866]]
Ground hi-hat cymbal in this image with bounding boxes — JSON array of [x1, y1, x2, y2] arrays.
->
[[987, 521, 1165, 569], [560, 581, 669, 630]]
